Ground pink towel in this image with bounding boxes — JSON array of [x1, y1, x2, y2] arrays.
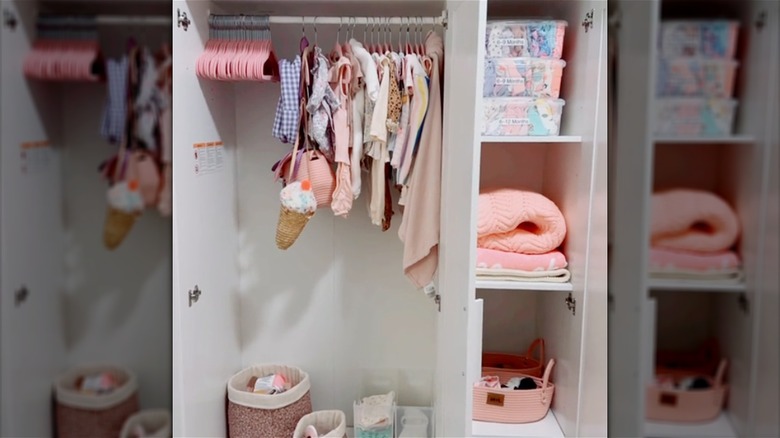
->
[[651, 189, 740, 252], [476, 248, 568, 271], [477, 189, 567, 254], [649, 247, 741, 272]]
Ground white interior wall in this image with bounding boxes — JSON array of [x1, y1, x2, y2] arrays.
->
[[60, 80, 172, 410], [233, 23, 440, 423]]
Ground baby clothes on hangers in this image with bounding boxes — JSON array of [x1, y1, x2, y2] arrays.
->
[[273, 55, 302, 144], [306, 47, 339, 161], [330, 55, 354, 217], [101, 56, 129, 144], [349, 38, 380, 102]]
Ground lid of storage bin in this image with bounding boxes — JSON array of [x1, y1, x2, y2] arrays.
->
[[658, 57, 739, 67], [654, 97, 738, 106], [486, 57, 567, 68], [54, 364, 138, 410], [486, 19, 568, 27], [482, 97, 566, 106]]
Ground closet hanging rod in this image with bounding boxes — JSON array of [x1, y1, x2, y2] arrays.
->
[[95, 15, 171, 26], [261, 12, 447, 27]]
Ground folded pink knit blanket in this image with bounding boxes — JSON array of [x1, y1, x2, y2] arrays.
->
[[477, 189, 567, 254], [651, 189, 740, 252], [649, 247, 741, 272]]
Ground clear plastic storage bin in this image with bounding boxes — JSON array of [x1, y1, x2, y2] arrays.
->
[[658, 20, 740, 58], [654, 98, 737, 137], [485, 20, 568, 59], [657, 58, 738, 98], [354, 401, 395, 438], [394, 406, 434, 438], [482, 98, 565, 136], [484, 58, 566, 98]]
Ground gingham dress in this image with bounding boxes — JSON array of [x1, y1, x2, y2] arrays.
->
[[272, 56, 302, 144]]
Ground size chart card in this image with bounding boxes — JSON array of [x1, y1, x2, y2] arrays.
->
[[193, 141, 224, 175]]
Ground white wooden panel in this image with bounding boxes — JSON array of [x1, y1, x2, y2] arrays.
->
[[440, 1, 487, 435], [609, 0, 660, 436], [0, 0, 67, 435], [172, 1, 242, 436]]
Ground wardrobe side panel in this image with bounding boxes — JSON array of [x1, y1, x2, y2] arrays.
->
[[0, 0, 67, 435], [172, 1, 242, 436], [439, 1, 486, 436], [609, 0, 660, 436], [575, 5, 609, 436]]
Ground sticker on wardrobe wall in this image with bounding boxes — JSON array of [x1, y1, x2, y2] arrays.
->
[[193, 141, 224, 175], [20, 140, 51, 174]]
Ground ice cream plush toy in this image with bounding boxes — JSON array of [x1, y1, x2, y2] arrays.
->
[[103, 179, 145, 250], [276, 180, 317, 249]]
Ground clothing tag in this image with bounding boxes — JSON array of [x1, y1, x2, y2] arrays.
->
[[423, 282, 437, 298], [193, 141, 224, 175], [20, 140, 51, 174]]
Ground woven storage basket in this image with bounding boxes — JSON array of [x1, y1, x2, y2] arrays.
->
[[473, 359, 555, 424], [293, 410, 347, 438], [656, 339, 720, 376], [119, 409, 171, 437], [647, 359, 728, 422], [482, 338, 545, 379], [54, 364, 139, 438], [227, 364, 313, 438]]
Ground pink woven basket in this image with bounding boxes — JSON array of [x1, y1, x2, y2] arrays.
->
[[54, 365, 139, 438], [473, 359, 555, 424], [227, 364, 313, 438], [482, 338, 545, 379], [647, 359, 728, 423]]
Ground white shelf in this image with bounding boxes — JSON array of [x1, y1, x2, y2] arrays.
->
[[647, 278, 746, 292], [473, 411, 564, 437], [481, 135, 583, 143], [645, 413, 737, 438], [654, 135, 755, 144], [475, 279, 573, 291]]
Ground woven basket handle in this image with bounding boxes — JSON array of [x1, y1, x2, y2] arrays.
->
[[541, 358, 555, 388], [526, 338, 545, 364], [714, 359, 728, 387]]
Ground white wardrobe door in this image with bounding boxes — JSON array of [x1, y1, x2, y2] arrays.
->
[[0, 0, 67, 435], [439, 1, 486, 436], [172, 1, 242, 436], [576, 4, 609, 437]]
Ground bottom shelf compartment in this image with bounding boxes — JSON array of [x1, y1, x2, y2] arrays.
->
[[472, 411, 564, 437], [644, 412, 737, 438]]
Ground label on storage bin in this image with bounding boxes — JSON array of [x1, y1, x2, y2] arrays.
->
[[486, 392, 505, 407], [193, 141, 224, 175], [496, 37, 526, 47], [20, 140, 51, 174], [495, 77, 525, 86], [659, 392, 678, 406]]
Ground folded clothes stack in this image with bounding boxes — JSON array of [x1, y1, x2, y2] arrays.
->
[[649, 188, 743, 282], [476, 188, 570, 283]]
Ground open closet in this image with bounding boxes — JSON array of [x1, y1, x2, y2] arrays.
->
[[0, 0, 172, 435], [171, 0, 606, 436], [610, 0, 779, 436]]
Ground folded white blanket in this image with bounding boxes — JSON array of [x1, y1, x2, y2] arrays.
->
[[476, 267, 572, 283]]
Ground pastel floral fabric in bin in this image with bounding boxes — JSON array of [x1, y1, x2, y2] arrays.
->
[[484, 58, 566, 98], [654, 98, 737, 137], [658, 21, 740, 59], [485, 20, 567, 59], [482, 98, 565, 136], [657, 58, 738, 98]]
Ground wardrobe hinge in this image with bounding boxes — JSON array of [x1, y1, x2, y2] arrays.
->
[[177, 9, 191, 31], [565, 293, 576, 316], [14, 285, 29, 307], [434, 294, 441, 312], [737, 292, 749, 314], [581, 9, 594, 33], [188, 285, 201, 307], [3, 8, 17, 30], [441, 10, 449, 30], [755, 11, 766, 31]]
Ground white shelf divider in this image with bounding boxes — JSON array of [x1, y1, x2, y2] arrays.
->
[[481, 135, 583, 143], [475, 279, 573, 291], [647, 278, 746, 293], [472, 411, 564, 437], [653, 135, 755, 144], [644, 413, 737, 438]]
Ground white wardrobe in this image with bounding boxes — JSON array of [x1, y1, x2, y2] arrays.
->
[[171, 1, 607, 437], [610, 0, 779, 437], [0, 0, 173, 435]]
